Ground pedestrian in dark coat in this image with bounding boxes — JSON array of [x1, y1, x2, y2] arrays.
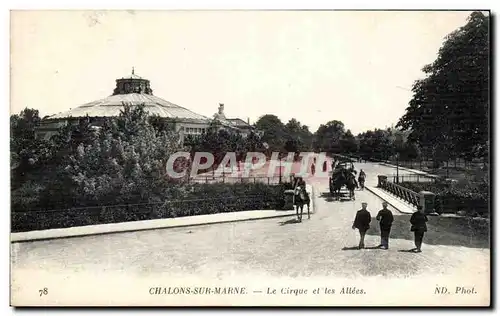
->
[[352, 202, 371, 249], [410, 205, 428, 252], [376, 201, 394, 249]]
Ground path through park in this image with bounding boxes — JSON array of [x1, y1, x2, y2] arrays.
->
[[11, 161, 489, 305]]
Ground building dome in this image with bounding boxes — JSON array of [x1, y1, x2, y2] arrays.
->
[[37, 69, 256, 142], [112, 67, 153, 95], [47, 68, 209, 123]]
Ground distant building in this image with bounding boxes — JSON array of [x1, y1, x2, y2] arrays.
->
[[211, 103, 255, 137], [36, 69, 257, 142]]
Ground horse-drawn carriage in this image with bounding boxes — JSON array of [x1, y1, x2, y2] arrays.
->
[[329, 156, 358, 201]]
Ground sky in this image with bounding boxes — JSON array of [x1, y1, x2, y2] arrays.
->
[[10, 10, 473, 135]]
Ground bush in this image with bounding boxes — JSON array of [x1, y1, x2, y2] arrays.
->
[[10, 105, 290, 233], [11, 182, 287, 232], [398, 179, 489, 217]]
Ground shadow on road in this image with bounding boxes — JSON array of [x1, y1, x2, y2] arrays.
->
[[366, 214, 489, 249], [341, 246, 360, 251], [318, 191, 355, 203], [398, 249, 418, 253], [279, 218, 301, 226], [364, 245, 383, 250], [342, 245, 384, 251], [319, 192, 336, 202]]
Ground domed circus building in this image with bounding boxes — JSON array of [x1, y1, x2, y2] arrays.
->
[[37, 69, 255, 142]]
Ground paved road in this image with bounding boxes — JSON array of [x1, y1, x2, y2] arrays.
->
[[11, 162, 490, 304]]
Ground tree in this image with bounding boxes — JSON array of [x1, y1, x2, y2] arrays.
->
[[387, 128, 421, 161], [10, 108, 52, 186], [149, 115, 177, 135], [11, 104, 187, 211], [284, 119, 314, 152], [184, 119, 259, 171], [58, 104, 185, 208], [284, 139, 299, 153], [357, 129, 393, 161], [339, 129, 359, 154], [313, 120, 345, 153], [397, 12, 489, 163], [285, 118, 301, 133], [244, 130, 264, 153], [254, 114, 288, 153]]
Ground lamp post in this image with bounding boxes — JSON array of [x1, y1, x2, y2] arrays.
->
[[396, 153, 400, 184]]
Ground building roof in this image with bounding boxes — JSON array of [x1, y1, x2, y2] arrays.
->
[[46, 69, 211, 124], [227, 118, 251, 127], [47, 93, 210, 123]]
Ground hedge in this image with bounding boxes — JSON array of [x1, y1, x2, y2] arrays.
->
[[398, 180, 489, 217], [11, 182, 288, 233]]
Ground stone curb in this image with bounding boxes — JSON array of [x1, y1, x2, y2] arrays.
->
[[10, 211, 297, 243], [11, 184, 316, 243]]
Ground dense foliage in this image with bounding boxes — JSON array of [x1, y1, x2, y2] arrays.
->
[[11, 105, 190, 212], [398, 178, 489, 217], [10, 105, 291, 231], [12, 182, 287, 232], [253, 115, 314, 154], [185, 120, 265, 169], [397, 12, 489, 163]]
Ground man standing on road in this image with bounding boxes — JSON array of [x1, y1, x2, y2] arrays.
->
[[352, 202, 371, 249], [376, 202, 394, 249], [410, 205, 428, 253], [358, 169, 366, 190]]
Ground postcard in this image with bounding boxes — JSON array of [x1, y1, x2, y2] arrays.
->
[[9, 10, 491, 307]]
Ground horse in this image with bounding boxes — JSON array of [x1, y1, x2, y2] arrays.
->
[[331, 168, 358, 200], [294, 185, 310, 222], [330, 172, 346, 200], [346, 175, 358, 200]]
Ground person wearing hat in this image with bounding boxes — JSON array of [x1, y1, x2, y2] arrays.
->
[[352, 202, 371, 249], [376, 201, 394, 249], [410, 205, 428, 252]]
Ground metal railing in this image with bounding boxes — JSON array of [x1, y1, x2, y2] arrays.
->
[[387, 173, 439, 184], [188, 175, 285, 185], [12, 194, 284, 233], [384, 159, 487, 171], [379, 180, 420, 207]]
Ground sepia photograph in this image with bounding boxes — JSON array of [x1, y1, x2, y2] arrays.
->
[[9, 9, 491, 307]]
